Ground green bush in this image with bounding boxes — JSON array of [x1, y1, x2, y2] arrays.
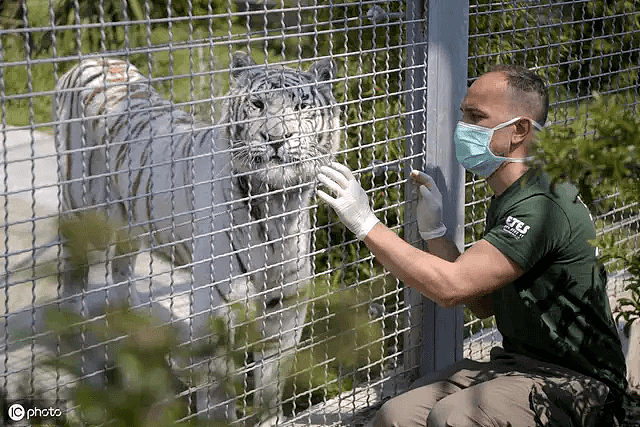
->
[[42, 307, 209, 427], [468, 0, 639, 98], [534, 94, 640, 325]]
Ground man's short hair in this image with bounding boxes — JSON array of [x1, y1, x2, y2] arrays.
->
[[490, 64, 549, 126]]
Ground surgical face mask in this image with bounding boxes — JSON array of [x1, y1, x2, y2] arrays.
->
[[454, 117, 543, 178]]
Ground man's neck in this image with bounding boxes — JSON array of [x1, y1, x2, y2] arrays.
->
[[487, 163, 530, 197]]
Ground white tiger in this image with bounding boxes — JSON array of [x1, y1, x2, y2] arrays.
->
[[53, 52, 340, 424]]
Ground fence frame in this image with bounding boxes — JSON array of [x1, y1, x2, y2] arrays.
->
[[404, 0, 467, 379]]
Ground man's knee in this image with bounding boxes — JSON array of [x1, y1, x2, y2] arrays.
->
[[370, 379, 461, 427], [426, 398, 454, 427], [371, 398, 407, 427], [427, 398, 487, 427]]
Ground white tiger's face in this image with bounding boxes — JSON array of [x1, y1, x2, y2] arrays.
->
[[224, 53, 340, 188]]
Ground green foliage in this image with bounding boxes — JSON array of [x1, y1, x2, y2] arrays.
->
[[535, 94, 639, 209], [26, 286, 385, 425], [37, 0, 232, 54], [534, 94, 640, 325], [598, 233, 640, 327], [58, 211, 124, 266], [282, 285, 385, 414], [468, 0, 639, 99], [42, 307, 209, 427]]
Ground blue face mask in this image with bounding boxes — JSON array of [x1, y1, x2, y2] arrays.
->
[[454, 117, 543, 178]]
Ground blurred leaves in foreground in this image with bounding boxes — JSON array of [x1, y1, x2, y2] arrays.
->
[[1, 210, 386, 425], [534, 94, 640, 326], [43, 307, 206, 427], [28, 296, 384, 425]]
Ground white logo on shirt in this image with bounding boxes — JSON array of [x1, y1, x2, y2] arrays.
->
[[503, 215, 530, 239]]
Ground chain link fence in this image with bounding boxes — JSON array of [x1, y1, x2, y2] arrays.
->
[[0, 0, 638, 425], [1, 1, 414, 425]]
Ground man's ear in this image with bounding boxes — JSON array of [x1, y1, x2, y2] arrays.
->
[[513, 118, 533, 144]]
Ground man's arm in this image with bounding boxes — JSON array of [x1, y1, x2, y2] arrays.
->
[[363, 223, 523, 308], [317, 162, 522, 308], [426, 236, 495, 318]]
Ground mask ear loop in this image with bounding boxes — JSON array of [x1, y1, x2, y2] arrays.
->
[[504, 117, 543, 162], [491, 117, 540, 162]]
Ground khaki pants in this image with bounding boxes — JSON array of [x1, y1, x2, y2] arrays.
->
[[371, 348, 616, 427]]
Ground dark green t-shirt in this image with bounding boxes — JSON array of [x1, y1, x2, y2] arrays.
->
[[483, 168, 628, 403]]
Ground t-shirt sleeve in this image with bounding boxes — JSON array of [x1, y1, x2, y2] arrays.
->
[[483, 195, 571, 271]]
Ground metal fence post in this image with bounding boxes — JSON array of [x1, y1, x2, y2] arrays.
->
[[405, 0, 468, 379]]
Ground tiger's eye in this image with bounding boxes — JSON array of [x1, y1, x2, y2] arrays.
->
[[251, 99, 264, 110]]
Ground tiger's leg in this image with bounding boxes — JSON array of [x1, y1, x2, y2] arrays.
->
[[59, 240, 113, 390], [193, 303, 238, 423], [59, 223, 91, 314], [185, 221, 237, 422], [189, 295, 238, 423], [110, 229, 142, 309], [253, 282, 310, 427], [59, 254, 89, 320]]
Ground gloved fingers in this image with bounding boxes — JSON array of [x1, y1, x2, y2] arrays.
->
[[316, 189, 337, 205], [410, 170, 435, 189], [319, 164, 350, 189], [329, 162, 356, 181], [419, 184, 438, 201], [317, 172, 346, 196]]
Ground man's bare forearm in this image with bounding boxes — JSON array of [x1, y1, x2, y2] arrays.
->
[[426, 236, 494, 318]]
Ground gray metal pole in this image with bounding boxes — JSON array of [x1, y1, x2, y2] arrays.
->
[[404, 0, 468, 379]]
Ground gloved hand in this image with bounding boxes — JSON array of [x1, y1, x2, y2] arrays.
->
[[410, 170, 446, 240], [317, 162, 380, 240]]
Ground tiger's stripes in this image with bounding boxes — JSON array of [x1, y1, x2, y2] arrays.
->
[[53, 52, 340, 424]]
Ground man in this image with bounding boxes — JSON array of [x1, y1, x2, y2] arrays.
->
[[317, 65, 628, 426]]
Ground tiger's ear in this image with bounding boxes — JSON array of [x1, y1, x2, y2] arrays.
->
[[230, 51, 258, 82], [308, 58, 336, 84]]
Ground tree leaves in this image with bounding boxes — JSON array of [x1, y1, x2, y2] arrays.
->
[[535, 94, 640, 325]]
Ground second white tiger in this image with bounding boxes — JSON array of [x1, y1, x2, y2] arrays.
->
[[53, 52, 340, 424]]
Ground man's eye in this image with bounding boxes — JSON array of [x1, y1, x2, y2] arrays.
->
[[295, 102, 309, 111], [469, 113, 483, 122]]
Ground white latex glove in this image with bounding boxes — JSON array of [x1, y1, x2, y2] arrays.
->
[[317, 162, 380, 240], [410, 170, 446, 240]]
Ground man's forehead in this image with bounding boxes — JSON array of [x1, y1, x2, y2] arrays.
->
[[461, 72, 509, 109]]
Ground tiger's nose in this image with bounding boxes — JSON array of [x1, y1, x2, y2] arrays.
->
[[261, 132, 293, 152]]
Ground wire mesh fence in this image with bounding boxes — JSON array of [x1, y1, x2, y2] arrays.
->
[[1, 0, 639, 426], [1, 1, 415, 425]]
